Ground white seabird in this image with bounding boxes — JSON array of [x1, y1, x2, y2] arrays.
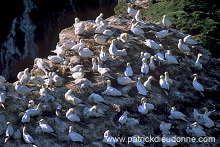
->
[[118, 111, 129, 126], [102, 130, 116, 147], [74, 78, 94, 89], [38, 119, 56, 136], [118, 33, 136, 43], [186, 122, 206, 137], [65, 89, 82, 105], [74, 17, 85, 35], [162, 15, 172, 27], [78, 47, 94, 58], [95, 20, 108, 34], [138, 97, 154, 115], [66, 108, 81, 122], [27, 100, 37, 109], [202, 107, 215, 128], [160, 121, 172, 135], [5, 122, 14, 143], [149, 30, 169, 39], [95, 13, 104, 25], [97, 62, 114, 79], [61, 41, 76, 50], [102, 80, 122, 96], [15, 82, 32, 96], [94, 34, 107, 44], [154, 52, 165, 66], [100, 46, 108, 62], [136, 77, 147, 96], [47, 54, 63, 64], [25, 103, 42, 116], [149, 56, 156, 71], [117, 73, 135, 85], [183, 35, 198, 45], [19, 112, 31, 124], [72, 68, 85, 79], [143, 76, 156, 91], [178, 39, 190, 53], [68, 126, 84, 142], [159, 75, 169, 96], [164, 71, 173, 86], [109, 39, 118, 57], [165, 50, 178, 64], [53, 74, 63, 86], [140, 52, 151, 59], [124, 62, 133, 77], [131, 22, 146, 39], [141, 58, 149, 75], [92, 57, 98, 72], [34, 58, 51, 75], [194, 53, 203, 70], [192, 74, 204, 97], [83, 105, 105, 117], [70, 39, 86, 51], [103, 29, 114, 36], [88, 93, 106, 104], [168, 107, 188, 122], [127, 6, 138, 17], [69, 64, 83, 73], [51, 45, 65, 56], [19, 68, 30, 85], [22, 126, 35, 145], [0, 92, 6, 109], [143, 39, 160, 50], [135, 10, 142, 21]]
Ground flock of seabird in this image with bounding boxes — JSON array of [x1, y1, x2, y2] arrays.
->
[[0, 4, 218, 147]]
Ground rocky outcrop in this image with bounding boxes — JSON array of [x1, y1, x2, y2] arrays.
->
[[0, 13, 220, 147]]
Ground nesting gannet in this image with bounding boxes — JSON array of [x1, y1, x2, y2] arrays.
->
[[19, 112, 31, 124], [100, 46, 108, 62], [131, 135, 145, 146], [66, 108, 81, 122], [48, 54, 63, 64], [118, 111, 129, 126], [149, 56, 156, 71], [109, 39, 118, 57], [118, 33, 136, 43], [88, 93, 106, 104], [136, 77, 147, 96], [15, 82, 32, 96], [194, 53, 203, 70], [25, 103, 42, 116], [38, 119, 56, 136], [192, 109, 205, 126], [135, 10, 142, 21], [143, 39, 160, 50], [65, 89, 82, 105], [149, 30, 169, 39], [44, 72, 53, 89], [53, 74, 63, 86], [141, 58, 149, 75], [162, 15, 172, 27], [51, 45, 65, 56], [97, 62, 114, 79], [102, 80, 122, 96], [168, 107, 188, 122], [78, 47, 94, 58], [17, 71, 24, 80], [160, 121, 172, 135], [95, 20, 108, 34], [39, 87, 55, 102], [29, 76, 45, 85], [69, 64, 83, 73], [19, 68, 30, 85], [124, 62, 133, 77], [55, 105, 66, 118], [95, 13, 104, 25], [0, 92, 6, 109], [83, 105, 105, 117], [186, 122, 206, 137], [22, 126, 35, 145], [70, 39, 86, 51], [162, 134, 178, 146], [68, 126, 84, 142], [0, 75, 6, 83], [183, 35, 198, 45], [140, 52, 151, 59], [159, 75, 169, 96], [94, 34, 107, 44], [34, 58, 51, 75], [72, 68, 85, 79], [102, 130, 116, 147], [117, 73, 135, 85], [202, 107, 215, 128], [138, 97, 154, 114], [143, 76, 156, 91], [154, 52, 165, 66], [127, 6, 138, 17], [74, 78, 94, 89], [74, 17, 85, 35], [192, 74, 204, 97], [4, 122, 14, 143], [27, 100, 37, 109], [61, 41, 76, 50], [103, 29, 114, 36], [165, 50, 178, 64], [164, 72, 173, 86], [178, 39, 190, 53], [131, 22, 146, 39]]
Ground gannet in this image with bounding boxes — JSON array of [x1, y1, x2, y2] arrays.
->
[[83, 105, 105, 117], [136, 77, 147, 96], [97, 62, 114, 79], [143, 76, 156, 91], [141, 58, 149, 75], [138, 97, 154, 114], [55, 105, 66, 118], [22, 126, 35, 145], [102, 130, 116, 147], [4, 122, 14, 143], [0, 75, 6, 83], [143, 39, 160, 50], [68, 126, 84, 142], [53, 74, 63, 86], [162, 134, 178, 146], [127, 6, 138, 17], [95, 13, 104, 25], [15, 82, 32, 96], [118, 111, 129, 125], [94, 34, 107, 44], [160, 121, 172, 134], [135, 10, 142, 21], [61, 41, 76, 50], [178, 39, 190, 53], [65, 89, 82, 105], [118, 33, 136, 43], [66, 108, 81, 122], [162, 15, 172, 27], [168, 107, 188, 122], [47, 54, 63, 64], [91, 57, 98, 72], [131, 22, 146, 39], [149, 30, 169, 39], [34, 58, 51, 75], [159, 75, 169, 96], [69, 64, 83, 73], [72, 68, 85, 79], [38, 119, 56, 136], [25, 103, 42, 116], [117, 74, 135, 85], [131, 135, 145, 146], [0, 92, 6, 109], [192, 74, 204, 97], [51, 45, 65, 56], [74, 78, 94, 89], [183, 35, 198, 45], [186, 122, 206, 137], [154, 52, 165, 66], [28, 100, 37, 109], [192, 109, 205, 125], [70, 39, 86, 51], [202, 107, 215, 128], [140, 52, 151, 59], [95, 20, 108, 34], [39, 88, 55, 102], [29, 76, 45, 85], [44, 72, 53, 89], [124, 62, 133, 77], [19, 68, 30, 85], [78, 47, 94, 58], [88, 93, 106, 104], [102, 80, 122, 96], [17, 71, 24, 80], [74, 17, 85, 35], [100, 46, 108, 62], [194, 53, 203, 70], [149, 56, 156, 71], [165, 50, 178, 64], [109, 39, 118, 57], [103, 29, 114, 36], [19, 112, 31, 124], [164, 72, 173, 86]]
